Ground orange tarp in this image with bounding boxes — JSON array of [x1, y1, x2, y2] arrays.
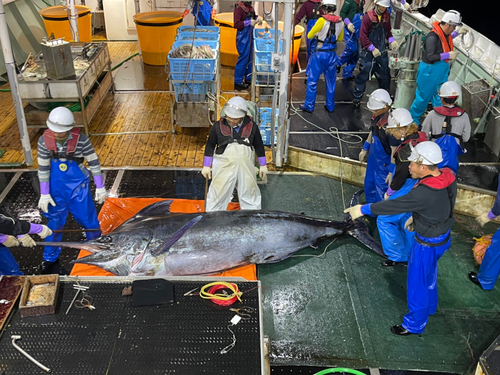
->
[[70, 198, 257, 280]]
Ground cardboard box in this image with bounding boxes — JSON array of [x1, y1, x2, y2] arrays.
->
[[19, 275, 59, 317]]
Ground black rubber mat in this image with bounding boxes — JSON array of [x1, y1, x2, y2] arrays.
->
[[0, 280, 262, 374]]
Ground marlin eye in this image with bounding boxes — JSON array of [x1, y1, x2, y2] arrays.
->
[[98, 235, 113, 243]]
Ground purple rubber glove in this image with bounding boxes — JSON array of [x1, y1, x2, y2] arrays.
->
[[203, 156, 213, 168], [258, 156, 267, 167], [368, 44, 376, 52], [40, 181, 50, 195], [488, 211, 497, 220], [93, 175, 104, 189], [440, 52, 450, 61]]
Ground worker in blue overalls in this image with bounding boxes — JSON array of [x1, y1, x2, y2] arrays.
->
[[233, 1, 262, 91], [300, 0, 343, 113], [471, 174, 500, 290], [182, 0, 218, 26], [1, 208, 52, 276], [377, 108, 427, 267], [37, 107, 108, 275], [295, 0, 324, 67], [421, 81, 470, 175], [358, 89, 395, 203], [352, 0, 399, 118], [338, 0, 364, 80]]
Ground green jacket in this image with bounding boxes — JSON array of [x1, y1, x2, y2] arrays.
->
[[340, 0, 365, 22]]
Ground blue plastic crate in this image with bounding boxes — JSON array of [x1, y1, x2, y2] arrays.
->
[[254, 31, 282, 73], [176, 31, 220, 42], [177, 25, 220, 34], [173, 82, 213, 103], [259, 107, 278, 146], [168, 41, 219, 80]]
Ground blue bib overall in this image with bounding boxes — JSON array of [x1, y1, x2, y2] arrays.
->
[[42, 158, 101, 262], [339, 13, 362, 79], [192, 0, 212, 26], [234, 13, 254, 85]]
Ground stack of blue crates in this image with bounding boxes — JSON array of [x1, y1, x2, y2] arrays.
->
[[168, 26, 220, 103], [253, 28, 282, 85], [259, 107, 279, 146]]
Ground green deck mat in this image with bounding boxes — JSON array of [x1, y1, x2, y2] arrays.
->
[[258, 173, 500, 374]]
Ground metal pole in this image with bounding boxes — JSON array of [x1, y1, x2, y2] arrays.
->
[[68, 0, 80, 42], [275, 2, 293, 168], [0, 2, 34, 166]]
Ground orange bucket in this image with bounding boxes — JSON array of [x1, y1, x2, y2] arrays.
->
[[39, 5, 92, 43], [133, 11, 183, 66]]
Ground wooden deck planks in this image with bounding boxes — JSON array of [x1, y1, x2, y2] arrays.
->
[[0, 42, 273, 170]]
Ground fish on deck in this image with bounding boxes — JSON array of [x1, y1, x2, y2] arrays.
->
[[38, 191, 384, 276]]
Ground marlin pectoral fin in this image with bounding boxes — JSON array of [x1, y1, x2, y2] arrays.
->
[[34, 242, 107, 253], [72, 250, 130, 276], [347, 221, 386, 258], [150, 215, 203, 257]]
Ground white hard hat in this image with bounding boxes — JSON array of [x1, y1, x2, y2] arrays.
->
[[387, 108, 413, 128], [321, 0, 336, 6], [439, 81, 462, 97], [46, 107, 75, 133], [224, 96, 247, 119], [367, 89, 392, 111], [442, 10, 462, 26], [408, 141, 443, 165], [374, 0, 390, 7]]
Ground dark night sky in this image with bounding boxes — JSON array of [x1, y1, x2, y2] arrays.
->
[[422, 1, 499, 46]]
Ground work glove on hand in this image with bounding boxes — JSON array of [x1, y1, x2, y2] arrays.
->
[[18, 234, 36, 248], [38, 194, 56, 214], [372, 48, 381, 58], [38, 225, 53, 239], [358, 149, 368, 162], [458, 26, 469, 35], [389, 41, 399, 51], [384, 192, 390, 201], [95, 187, 108, 205], [211, 9, 216, 19], [259, 165, 268, 184], [202, 166, 211, 180], [250, 18, 258, 27], [385, 172, 393, 185], [182, 9, 189, 17], [448, 51, 459, 60], [403, 2, 410, 10], [2, 235, 20, 248], [404, 216, 414, 232], [476, 212, 492, 227], [344, 205, 364, 221], [347, 23, 355, 33]]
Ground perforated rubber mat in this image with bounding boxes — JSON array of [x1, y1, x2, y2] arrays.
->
[[0, 280, 262, 374]]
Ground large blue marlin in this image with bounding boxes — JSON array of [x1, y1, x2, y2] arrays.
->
[[38, 191, 385, 276]]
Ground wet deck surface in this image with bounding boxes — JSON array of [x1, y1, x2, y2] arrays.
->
[[1, 169, 500, 374]]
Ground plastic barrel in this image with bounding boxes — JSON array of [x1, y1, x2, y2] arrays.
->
[[213, 13, 304, 67], [39, 5, 92, 43], [213, 13, 238, 67], [133, 11, 183, 66]]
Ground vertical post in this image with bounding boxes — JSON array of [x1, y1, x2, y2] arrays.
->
[[0, 2, 34, 166], [275, 1, 293, 167], [68, 0, 80, 42]]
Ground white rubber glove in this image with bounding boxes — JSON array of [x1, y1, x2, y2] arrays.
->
[[372, 48, 381, 58], [250, 19, 258, 27], [257, 16, 263, 26], [404, 216, 414, 232], [38, 194, 56, 213], [2, 235, 20, 248], [202, 166, 211, 180], [259, 166, 268, 184], [359, 150, 368, 162], [95, 187, 108, 204], [347, 23, 355, 33], [344, 205, 364, 221], [18, 234, 36, 248], [390, 41, 399, 51], [458, 26, 469, 35], [448, 51, 459, 60], [476, 212, 492, 227], [403, 2, 410, 10], [385, 172, 393, 185], [384, 192, 390, 201], [38, 225, 53, 239]]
